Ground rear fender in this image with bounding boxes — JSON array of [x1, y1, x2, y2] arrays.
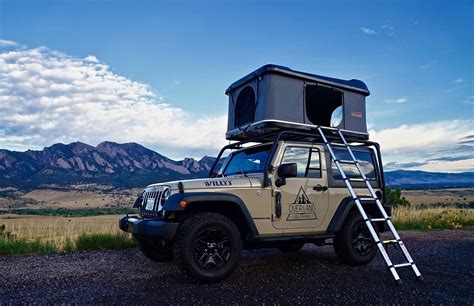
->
[[327, 197, 391, 233]]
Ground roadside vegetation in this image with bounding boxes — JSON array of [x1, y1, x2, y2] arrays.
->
[[1, 207, 136, 217], [0, 223, 135, 255], [386, 187, 474, 231], [0, 214, 135, 255]]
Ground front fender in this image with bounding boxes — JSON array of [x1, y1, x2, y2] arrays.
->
[[163, 192, 258, 236]]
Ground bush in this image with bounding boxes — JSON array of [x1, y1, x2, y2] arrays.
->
[[75, 232, 136, 251], [386, 187, 411, 207]]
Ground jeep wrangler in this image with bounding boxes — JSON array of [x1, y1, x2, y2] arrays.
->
[[119, 129, 390, 282]]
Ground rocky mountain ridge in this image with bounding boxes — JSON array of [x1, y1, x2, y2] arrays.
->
[[0, 142, 472, 189]]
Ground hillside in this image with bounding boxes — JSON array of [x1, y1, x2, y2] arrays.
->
[[0, 142, 217, 188], [0, 142, 472, 189], [384, 170, 474, 189]]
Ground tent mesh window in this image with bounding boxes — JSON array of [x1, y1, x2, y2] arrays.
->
[[305, 84, 343, 127], [234, 85, 256, 127]]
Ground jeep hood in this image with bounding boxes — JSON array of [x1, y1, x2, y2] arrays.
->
[[147, 175, 261, 191]]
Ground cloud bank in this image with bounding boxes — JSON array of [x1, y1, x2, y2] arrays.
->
[[0, 42, 227, 158], [370, 120, 474, 172], [0, 41, 472, 171]]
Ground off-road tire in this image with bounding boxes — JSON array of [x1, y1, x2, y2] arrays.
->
[[333, 212, 378, 266], [278, 242, 305, 253], [174, 212, 242, 283], [135, 237, 173, 262]]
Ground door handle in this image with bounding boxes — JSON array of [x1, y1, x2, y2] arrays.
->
[[313, 185, 328, 191]]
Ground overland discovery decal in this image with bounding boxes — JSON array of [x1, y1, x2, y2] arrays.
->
[[287, 187, 317, 221]]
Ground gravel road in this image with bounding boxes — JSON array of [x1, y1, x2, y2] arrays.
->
[[1, 230, 472, 304]]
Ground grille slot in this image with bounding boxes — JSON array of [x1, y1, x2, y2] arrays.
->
[[139, 186, 168, 217]]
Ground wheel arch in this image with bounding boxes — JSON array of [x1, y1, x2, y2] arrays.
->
[[327, 196, 388, 233], [163, 192, 259, 239]]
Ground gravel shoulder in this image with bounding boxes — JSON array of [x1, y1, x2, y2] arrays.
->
[[0, 230, 473, 304]]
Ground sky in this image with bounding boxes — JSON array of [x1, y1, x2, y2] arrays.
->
[[0, 0, 472, 172]]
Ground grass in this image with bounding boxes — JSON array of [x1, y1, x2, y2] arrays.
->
[[392, 206, 474, 231], [0, 233, 136, 256], [0, 219, 136, 256], [0, 214, 136, 254], [0, 238, 57, 256], [2, 207, 136, 217], [0, 205, 473, 255], [75, 232, 136, 251]]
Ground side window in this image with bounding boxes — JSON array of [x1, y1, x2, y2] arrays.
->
[[332, 149, 376, 180], [307, 150, 321, 178], [281, 146, 322, 178]]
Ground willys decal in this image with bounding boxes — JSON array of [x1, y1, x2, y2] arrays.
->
[[204, 180, 233, 187], [287, 187, 317, 221]]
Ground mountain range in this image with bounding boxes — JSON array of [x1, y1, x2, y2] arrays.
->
[[0, 141, 472, 189], [0, 141, 218, 188]]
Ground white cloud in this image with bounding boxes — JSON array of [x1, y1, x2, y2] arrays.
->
[[381, 24, 395, 36], [463, 96, 474, 105], [384, 96, 408, 104], [360, 27, 376, 35], [452, 78, 464, 84], [370, 120, 474, 172], [0, 42, 227, 158], [0, 39, 18, 47]]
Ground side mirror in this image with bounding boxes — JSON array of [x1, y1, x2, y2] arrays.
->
[[275, 163, 297, 187], [278, 163, 297, 178]]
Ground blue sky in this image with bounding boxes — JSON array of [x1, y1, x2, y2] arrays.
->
[[0, 0, 473, 171]]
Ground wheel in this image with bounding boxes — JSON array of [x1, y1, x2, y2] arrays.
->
[[135, 237, 173, 262], [333, 212, 378, 266], [174, 212, 242, 283], [278, 242, 305, 253]]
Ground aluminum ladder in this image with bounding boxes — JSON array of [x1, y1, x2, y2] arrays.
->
[[317, 127, 423, 285]]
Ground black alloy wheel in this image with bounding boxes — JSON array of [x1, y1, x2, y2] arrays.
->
[[174, 212, 242, 282], [193, 227, 231, 270], [351, 223, 375, 256], [333, 212, 378, 266]]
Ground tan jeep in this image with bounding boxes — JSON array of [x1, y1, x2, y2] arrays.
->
[[119, 132, 389, 282]]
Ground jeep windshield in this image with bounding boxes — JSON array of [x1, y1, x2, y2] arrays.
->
[[220, 144, 272, 176]]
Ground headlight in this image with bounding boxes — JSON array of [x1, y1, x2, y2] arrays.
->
[[160, 187, 171, 208]]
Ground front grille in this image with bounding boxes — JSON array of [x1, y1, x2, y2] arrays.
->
[[138, 186, 169, 217]]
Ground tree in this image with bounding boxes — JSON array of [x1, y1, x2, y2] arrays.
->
[[385, 187, 411, 207]]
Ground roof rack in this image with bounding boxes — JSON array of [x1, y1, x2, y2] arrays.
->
[[225, 120, 369, 142], [210, 126, 378, 180]]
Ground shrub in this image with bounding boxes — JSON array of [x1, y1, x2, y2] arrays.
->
[[75, 232, 136, 251], [385, 187, 411, 207]]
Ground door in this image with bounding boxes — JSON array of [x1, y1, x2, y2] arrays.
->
[[271, 144, 329, 232]]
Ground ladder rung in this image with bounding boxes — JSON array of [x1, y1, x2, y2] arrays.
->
[[349, 178, 367, 182], [394, 263, 412, 269], [383, 239, 398, 244], [337, 160, 357, 164], [371, 218, 390, 222], [358, 197, 377, 201], [329, 142, 347, 147]]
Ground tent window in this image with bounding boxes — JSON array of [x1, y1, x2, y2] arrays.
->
[[305, 84, 343, 127], [234, 85, 256, 127]]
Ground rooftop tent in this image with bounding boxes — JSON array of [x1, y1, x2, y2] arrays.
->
[[225, 65, 370, 140]]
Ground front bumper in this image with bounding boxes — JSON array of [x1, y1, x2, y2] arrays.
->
[[119, 215, 178, 240]]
